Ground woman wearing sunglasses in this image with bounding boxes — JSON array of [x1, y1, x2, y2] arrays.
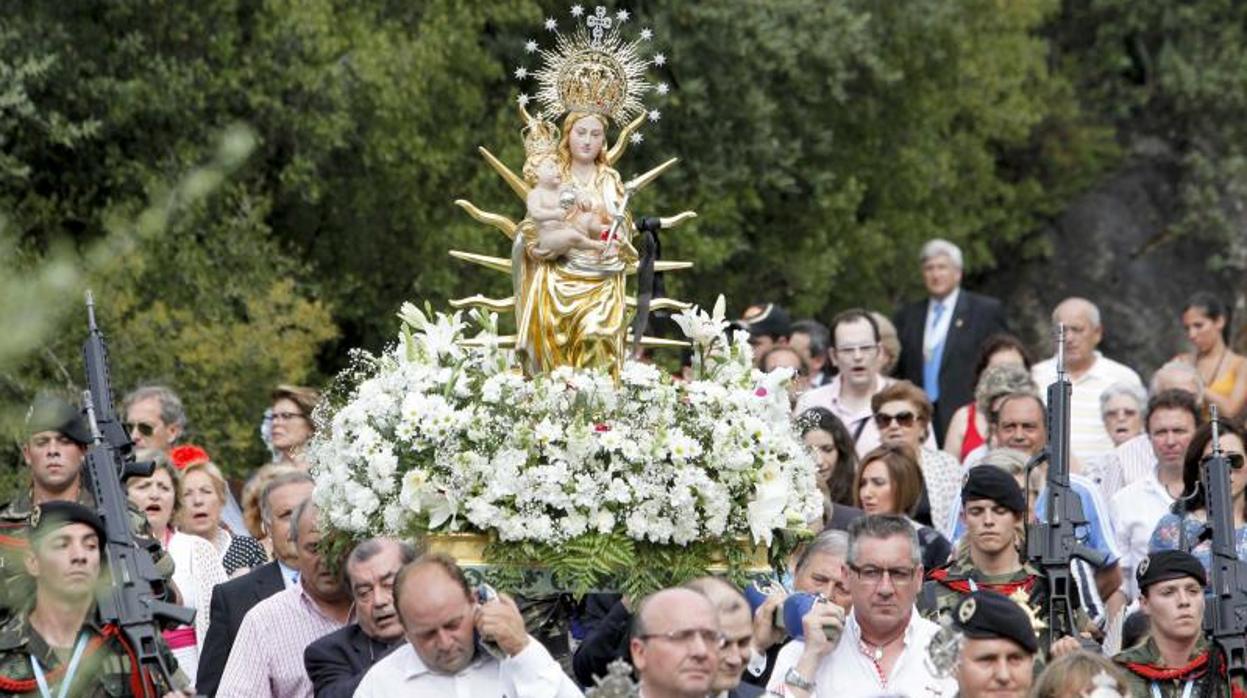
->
[[870, 380, 963, 539], [854, 443, 952, 571], [1149, 418, 1247, 579], [125, 449, 228, 690]]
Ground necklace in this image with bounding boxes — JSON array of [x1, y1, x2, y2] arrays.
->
[[859, 625, 907, 662], [1199, 346, 1228, 387]]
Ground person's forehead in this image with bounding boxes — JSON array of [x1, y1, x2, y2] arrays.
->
[[861, 459, 889, 477], [963, 636, 1027, 658], [854, 535, 912, 564], [766, 351, 802, 370], [1105, 394, 1139, 409], [1000, 398, 1042, 422], [128, 397, 164, 420], [403, 571, 471, 622], [964, 498, 1007, 510], [834, 319, 873, 343], [879, 399, 917, 414], [923, 254, 955, 269], [38, 522, 99, 548], [273, 397, 302, 412], [349, 545, 403, 583], [269, 482, 314, 509], [1055, 302, 1094, 326], [1148, 407, 1195, 431], [646, 593, 716, 631], [719, 606, 752, 639], [803, 551, 845, 575], [28, 430, 69, 443]]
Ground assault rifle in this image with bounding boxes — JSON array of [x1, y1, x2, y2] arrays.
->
[[1201, 407, 1247, 692], [1025, 324, 1108, 642], [82, 291, 195, 695]]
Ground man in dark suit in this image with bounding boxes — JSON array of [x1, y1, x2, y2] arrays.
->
[[196, 471, 314, 696], [304, 537, 414, 698], [894, 238, 1007, 446]]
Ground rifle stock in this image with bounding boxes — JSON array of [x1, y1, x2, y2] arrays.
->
[[82, 292, 193, 695]]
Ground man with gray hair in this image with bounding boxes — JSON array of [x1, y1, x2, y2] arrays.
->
[[1032, 297, 1144, 463], [894, 238, 1008, 446], [766, 514, 955, 696], [304, 537, 417, 697], [122, 384, 186, 453], [1096, 360, 1203, 500]]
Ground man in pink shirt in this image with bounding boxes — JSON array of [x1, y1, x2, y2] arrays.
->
[[217, 499, 351, 698]]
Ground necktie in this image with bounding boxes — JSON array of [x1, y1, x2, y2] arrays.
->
[[924, 301, 946, 402]]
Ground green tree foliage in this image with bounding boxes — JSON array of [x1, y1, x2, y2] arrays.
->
[[1053, 0, 1247, 272]]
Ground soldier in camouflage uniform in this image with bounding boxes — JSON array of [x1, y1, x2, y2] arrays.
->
[[1113, 550, 1236, 698], [918, 465, 1044, 623], [0, 396, 174, 620], [0, 500, 188, 697]]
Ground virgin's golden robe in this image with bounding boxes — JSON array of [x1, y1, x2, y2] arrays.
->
[[515, 166, 631, 378]]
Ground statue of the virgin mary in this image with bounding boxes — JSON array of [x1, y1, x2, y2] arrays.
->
[[451, 5, 695, 379]]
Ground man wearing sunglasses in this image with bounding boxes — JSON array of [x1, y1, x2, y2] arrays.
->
[[766, 514, 955, 697], [1108, 389, 1202, 599], [122, 385, 186, 454]]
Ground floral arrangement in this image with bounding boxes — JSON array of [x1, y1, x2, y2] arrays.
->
[[308, 296, 821, 594]]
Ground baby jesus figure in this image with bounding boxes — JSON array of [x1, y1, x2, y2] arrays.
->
[[525, 154, 610, 260]]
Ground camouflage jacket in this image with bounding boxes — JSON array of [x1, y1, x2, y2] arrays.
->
[[918, 554, 1046, 625], [1113, 636, 1233, 698], [0, 487, 175, 620], [0, 610, 147, 697]]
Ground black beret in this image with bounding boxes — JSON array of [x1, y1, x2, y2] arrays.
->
[[26, 396, 91, 446], [952, 589, 1039, 654], [1137, 550, 1206, 592], [29, 500, 106, 549], [961, 464, 1026, 514]]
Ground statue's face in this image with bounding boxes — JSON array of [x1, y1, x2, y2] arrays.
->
[[568, 115, 606, 165]]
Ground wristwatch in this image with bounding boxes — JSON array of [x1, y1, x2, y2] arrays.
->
[[784, 667, 815, 691]]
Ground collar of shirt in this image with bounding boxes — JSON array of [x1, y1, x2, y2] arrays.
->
[[277, 561, 299, 589], [297, 585, 354, 626], [824, 374, 889, 418], [845, 607, 920, 653], [402, 644, 490, 681], [1145, 467, 1178, 504], [925, 288, 960, 347]]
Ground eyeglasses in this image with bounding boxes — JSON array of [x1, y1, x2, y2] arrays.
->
[[849, 564, 917, 587], [874, 411, 917, 428], [1103, 408, 1138, 420], [834, 344, 879, 358], [638, 628, 727, 649], [272, 411, 306, 423], [125, 421, 156, 437]]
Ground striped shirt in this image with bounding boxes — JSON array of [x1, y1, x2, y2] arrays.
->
[[217, 585, 349, 698], [1033, 352, 1144, 464], [1095, 433, 1155, 501]]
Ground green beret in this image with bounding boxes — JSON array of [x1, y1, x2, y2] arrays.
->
[[30, 501, 106, 549], [26, 396, 91, 446], [1137, 550, 1206, 592], [952, 589, 1039, 654]]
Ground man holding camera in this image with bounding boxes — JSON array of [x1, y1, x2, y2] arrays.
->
[[765, 514, 955, 696]]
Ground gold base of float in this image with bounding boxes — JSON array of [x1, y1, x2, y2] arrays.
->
[[424, 532, 773, 575]]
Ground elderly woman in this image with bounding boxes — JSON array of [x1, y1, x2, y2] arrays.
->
[[1100, 382, 1146, 447], [942, 334, 1033, 461], [854, 443, 952, 570], [126, 450, 228, 688], [179, 460, 268, 576], [797, 407, 864, 530], [269, 384, 320, 469], [871, 380, 963, 538]]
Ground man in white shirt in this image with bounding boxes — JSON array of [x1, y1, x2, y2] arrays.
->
[[1098, 360, 1204, 500], [766, 514, 957, 697], [354, 553, 580, 697], [630, 587, 722, 698], [1031, 298, 1144, 463], [1109, 389, 1200, 599]]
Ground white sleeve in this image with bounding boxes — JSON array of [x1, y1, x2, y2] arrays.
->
[[765, 640, 805, 694], [501, 637, 585, 697]]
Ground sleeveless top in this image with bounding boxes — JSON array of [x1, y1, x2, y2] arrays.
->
[[960, 402, 986, 461]]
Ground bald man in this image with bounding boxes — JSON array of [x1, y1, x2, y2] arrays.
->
[[631, 588, 721, 698], [1031, 297, 1143, 463], [354, 553, 581, 696]]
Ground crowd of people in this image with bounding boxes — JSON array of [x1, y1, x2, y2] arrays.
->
[[0, 236, 1245, 697]]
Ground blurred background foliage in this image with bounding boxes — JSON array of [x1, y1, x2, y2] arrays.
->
[[2, 0, 1245, 492]]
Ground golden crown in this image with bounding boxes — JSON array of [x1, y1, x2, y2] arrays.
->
[[523, 117, 560, 160], [518, 6, 666, 125]]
